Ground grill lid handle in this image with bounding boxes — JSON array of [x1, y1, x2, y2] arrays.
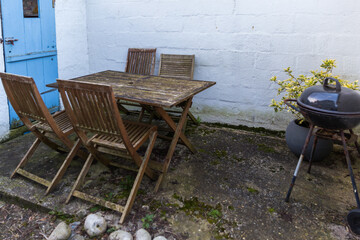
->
[[284, 99, 300, 112], [323, 77, 341, 92]]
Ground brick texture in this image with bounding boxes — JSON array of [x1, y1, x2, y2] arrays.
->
[[59, 0, 360, 130]]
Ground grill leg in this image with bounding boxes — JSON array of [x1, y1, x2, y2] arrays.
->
[[349, 129, 360, 156], [285, 124, 314, 202], [341, 130, 360, 208], [307, 135, 318, 174]]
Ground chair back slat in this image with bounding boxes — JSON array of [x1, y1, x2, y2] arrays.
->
[[158, 54, 195, 80], [0, 72, 47, 121], [125, 48, 156, 75], [57, 80, 126, 137]]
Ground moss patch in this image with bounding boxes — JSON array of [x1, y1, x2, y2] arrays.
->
[[247, 187, 259, 194], [257, 143, 276, 153], [0, 126, 28, 144], [173, 193, 237, 239], [49, 210, 78, 224], [205, 122, 285, 138]]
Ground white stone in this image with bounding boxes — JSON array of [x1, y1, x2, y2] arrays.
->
[[75, 209, 88, 219], [84, 214, 107, 237], [135, 228, 151, 240], [104, 213, 122, 229], [109, 230, 133, 240], [48, 222, 71, 240], [70, 235, 85, 240], [154, 237, 167, 240]]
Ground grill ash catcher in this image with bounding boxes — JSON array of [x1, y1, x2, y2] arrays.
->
[[284, 77, 360, 235]]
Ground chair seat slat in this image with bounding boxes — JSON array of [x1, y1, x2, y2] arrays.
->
[[35, 111, 73, 135]]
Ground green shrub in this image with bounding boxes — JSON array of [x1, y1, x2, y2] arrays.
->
[[270, 59, 359, 120]]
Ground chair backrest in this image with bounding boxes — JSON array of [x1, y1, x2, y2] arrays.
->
[[125, 48, 156, 75], [0, 72, 50, 123], [158, 54, 195, 80], [57, 80, 132, 148]]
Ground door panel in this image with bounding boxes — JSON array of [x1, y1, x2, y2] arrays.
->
[[24, 18, 42, 53], [1, 0, 59, 128]]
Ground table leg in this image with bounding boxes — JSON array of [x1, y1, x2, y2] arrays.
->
[[155, 102, 197, 154], [154, 98, 196, 192]]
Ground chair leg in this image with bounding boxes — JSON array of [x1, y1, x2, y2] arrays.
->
[[138, 108, 146, 122], [66, 154, 94, 204], [45, 139, 83, 195], [33, 130, 68, 154], [148, 111, 154, 124], [285, 125, 314, 202], [11, 138, 41, 178], [120, 131, 157, 223], [341, 130, 360, 208], [307, 135, 318, 174]]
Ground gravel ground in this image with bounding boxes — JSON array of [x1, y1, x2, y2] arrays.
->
[[0, 200, 55, 240]]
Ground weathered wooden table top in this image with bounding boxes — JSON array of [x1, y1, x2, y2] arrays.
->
[[48, 70, 216, 108]]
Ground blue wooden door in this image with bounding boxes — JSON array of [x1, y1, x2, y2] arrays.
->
[[1, 0, 59, 128]]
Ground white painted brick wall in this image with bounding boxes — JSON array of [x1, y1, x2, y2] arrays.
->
[[82, 0, 360, 130], [55, 0, 89, 80], [0, 0, 352, 138], [55, 0, 89, 110]]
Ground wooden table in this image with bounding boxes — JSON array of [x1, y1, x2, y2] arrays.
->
[[48, 70, 216, 191]]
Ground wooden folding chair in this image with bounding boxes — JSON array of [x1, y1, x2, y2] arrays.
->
[[118, 48, 157, 116], [157, 54, 198, 125], [57, 79, 158, 223], [158, 54, 195, 80], [125, 48, 156, 75], [0, 72, 86, 194]]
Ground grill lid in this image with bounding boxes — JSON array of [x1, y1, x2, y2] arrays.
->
[[298, 77, 360, 114]]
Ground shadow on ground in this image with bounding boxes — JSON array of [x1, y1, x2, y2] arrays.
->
[[0, 124, 360, 239]]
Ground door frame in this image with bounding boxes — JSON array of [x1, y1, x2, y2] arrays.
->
[[0, 2, 10, 135]]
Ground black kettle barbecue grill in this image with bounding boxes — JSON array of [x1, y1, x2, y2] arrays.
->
[[284, 77, 360, 234]]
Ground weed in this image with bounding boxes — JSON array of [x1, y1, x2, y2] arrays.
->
[[214, 150, 227, 159], [268, 207, 276, 214], [49, 210, 77, 224], [232, 155, 245, 162], [89, 205, 103, 213], [198, 148, 206, 153], [107, 227, 116, 233], [208, 209, 222, 219], [141, 214, 155, 229], [247, 187, 259, 194], [211, 159, 221, 165]]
